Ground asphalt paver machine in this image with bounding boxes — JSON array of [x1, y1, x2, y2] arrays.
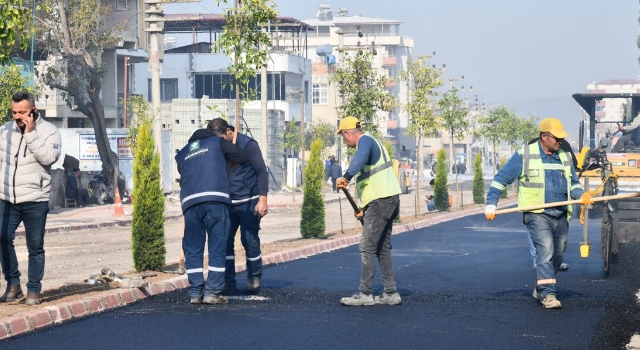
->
[[574, 93, 640, 275]]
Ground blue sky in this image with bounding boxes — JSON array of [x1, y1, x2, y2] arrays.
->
[[164, 1, 640, 131]]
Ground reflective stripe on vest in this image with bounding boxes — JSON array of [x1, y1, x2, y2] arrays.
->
[[519, 142, 574, 220], [355, 134, 401, 207]]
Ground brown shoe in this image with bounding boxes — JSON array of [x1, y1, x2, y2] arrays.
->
[[0, 285, 23, 302], [25, 292, 40, 306]]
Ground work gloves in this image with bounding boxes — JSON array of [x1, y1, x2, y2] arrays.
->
[[485, 205, 497, 221], [336, 177, 349, 190], [580, 192, 595, 205]]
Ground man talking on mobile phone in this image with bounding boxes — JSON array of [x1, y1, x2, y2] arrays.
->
[[0, 91, 61, 306]]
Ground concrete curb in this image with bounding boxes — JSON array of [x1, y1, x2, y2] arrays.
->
[[0, 198, 517, 340], [14, 214, 185, 238], [14, 197, 336, 237]]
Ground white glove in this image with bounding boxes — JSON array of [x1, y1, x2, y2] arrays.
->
[[485, 205, 497, 221]]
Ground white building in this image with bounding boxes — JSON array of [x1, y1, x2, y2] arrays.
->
[[132, 15, 312, 189], [281, 4, 415, 160], [32, 0, 150, 130]]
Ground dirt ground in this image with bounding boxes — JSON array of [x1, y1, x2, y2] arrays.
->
[[0, 188, 492, 319]]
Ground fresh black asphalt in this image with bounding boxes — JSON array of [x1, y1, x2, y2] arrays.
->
[[3, 209, 640, 349]]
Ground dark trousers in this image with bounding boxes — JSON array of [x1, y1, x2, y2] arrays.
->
[[611, 134, 632, 152], [331, 178, 337, 192], [74, 189, 89, 206], [183, 202, 229, 297], [0, 200, 49, 293], [225, 200, 262, 287], [359, 195, 400, 295]]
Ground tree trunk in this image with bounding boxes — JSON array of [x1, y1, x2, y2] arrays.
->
[[449, 127, 460, 208], [73, 65, 119, 197]]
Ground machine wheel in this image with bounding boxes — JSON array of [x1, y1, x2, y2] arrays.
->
[[601, 177, 617, 276], [97, 191, 106, 205], [601, 221, 613, 276]]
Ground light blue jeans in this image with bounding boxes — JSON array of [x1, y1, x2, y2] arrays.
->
[[527, 232, 536, 265], [524, 212, 568, 298]]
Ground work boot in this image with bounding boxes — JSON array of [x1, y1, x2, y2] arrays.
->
[[221, 284, 238, 296], [340, 292, 375, 306], [0, 285, 24, 302], [374, 292, 402, 305], [25, 292, 40, 306], [246, 276, 261, 293], [532, 288, 540, 300], [203, 294, 229, 305], [190, 295, 203, 304], [541, 294, 562, 309]]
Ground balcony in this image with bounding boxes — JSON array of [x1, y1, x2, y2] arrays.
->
[[381, 56, 397, 66]]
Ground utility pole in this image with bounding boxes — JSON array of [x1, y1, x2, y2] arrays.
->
[[144, 0, 164, 180], [300, 80, 305, 183], [123, 56, 129, 128], [260, 28, 268, 165]]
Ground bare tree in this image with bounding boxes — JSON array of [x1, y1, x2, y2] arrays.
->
[[36, 0, 125, 189]]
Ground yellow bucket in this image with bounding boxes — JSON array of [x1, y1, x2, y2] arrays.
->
[[580, 243, 591, 258]]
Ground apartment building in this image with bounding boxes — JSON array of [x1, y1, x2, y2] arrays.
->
[[34, 0, 148, 129], [288, 4, 415, 159]]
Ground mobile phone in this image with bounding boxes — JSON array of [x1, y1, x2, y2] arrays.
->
[[30, 109, 38, 121]]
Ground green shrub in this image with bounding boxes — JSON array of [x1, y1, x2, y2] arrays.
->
[[434, 149, 449, 211], [131, 116, 166, 271], [301, 138, 326, 239], [472, 153, 485, 204]]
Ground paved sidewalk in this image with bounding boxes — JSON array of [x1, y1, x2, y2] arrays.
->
[[16, 190, 346, 237]]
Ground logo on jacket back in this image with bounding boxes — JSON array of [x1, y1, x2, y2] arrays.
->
[[184, 140, 208, 161]]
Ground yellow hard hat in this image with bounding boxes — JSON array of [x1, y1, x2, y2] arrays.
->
[[336, 117, 361, 134], [539, 118, 568, 139]]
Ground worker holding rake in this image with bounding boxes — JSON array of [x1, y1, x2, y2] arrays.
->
[[484, 118, 594, 309]]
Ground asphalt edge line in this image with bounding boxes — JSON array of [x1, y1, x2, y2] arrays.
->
[[0, 198, 517, 340]]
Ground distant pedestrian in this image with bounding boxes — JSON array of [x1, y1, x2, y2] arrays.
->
[[175, 128, 247, 305], [209, 118, 268, 294], [0, 91, 62, 306], [330, 159, 342, 193], [65, 167, 89, 207], [335, 117, 402, 306], [324, 156, 332, 184], [426, 179, 436, 211]]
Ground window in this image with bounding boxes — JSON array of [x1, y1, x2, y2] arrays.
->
[[116, 0, 127, 10], [193, 72, 287, 101], [385, 46, 395, 57], [385, 67, 394, 79], [148, 79, 178, 102], [312, 83, 328, 105]]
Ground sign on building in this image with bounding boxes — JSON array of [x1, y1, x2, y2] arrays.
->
[[79, 134, 130, 160]]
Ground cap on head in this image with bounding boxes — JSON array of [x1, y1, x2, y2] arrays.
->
[[539, 118, 568, 139], [72, 167, 80, 172], [336, 117, 361, 134]]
